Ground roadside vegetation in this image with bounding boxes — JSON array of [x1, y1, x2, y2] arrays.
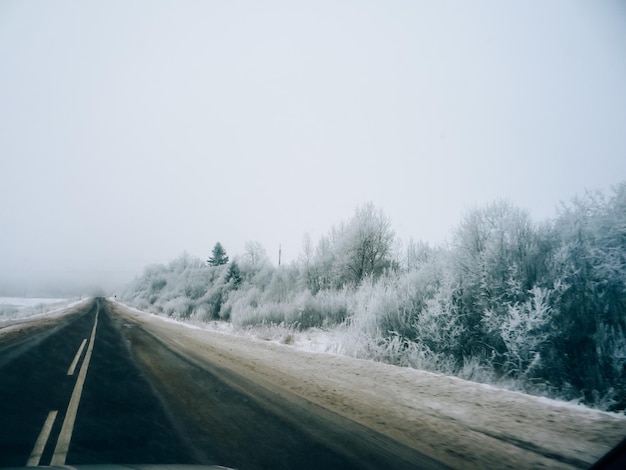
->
[[122, 183, 626, 412]]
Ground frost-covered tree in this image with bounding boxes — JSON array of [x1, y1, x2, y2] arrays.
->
[[243, 240, 267, 266], [331, 203, 395, 287], [305, 232, 336, 292], [546, 184, 626, 404], [405, 239, 435, 272], [170, 251, 202, 273], [299, 233, 317, 292], [452, 200, 542, 357], [299, 204, 395, 290], [339, 203, 394, 285], [207, 242, 229, 266]]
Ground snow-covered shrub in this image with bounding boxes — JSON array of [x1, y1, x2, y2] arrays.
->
[[481, 287, 552, 377], [457, 356, 499, 384], [345, 256, 464, 372], [226, 286, 348, 330], [297, 288, 349, 328], [225, 286, 263, 327], [414, 278, 464, 360]]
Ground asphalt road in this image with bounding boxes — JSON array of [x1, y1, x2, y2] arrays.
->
[[0, 299, 447, 470]]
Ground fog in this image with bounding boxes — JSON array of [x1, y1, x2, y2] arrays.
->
[[1, 1, 625, 296]]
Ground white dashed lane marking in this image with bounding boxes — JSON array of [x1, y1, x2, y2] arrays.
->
[[50, 309, 99, 466], [67, 338, 87, 376], [26, 410, 58, 467]]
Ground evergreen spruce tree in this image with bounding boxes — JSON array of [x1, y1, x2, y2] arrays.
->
[[207, 242, 229, 266], [226, 261, 242, 288]]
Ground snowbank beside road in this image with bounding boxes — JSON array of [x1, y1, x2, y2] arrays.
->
[[0, 296, 78, 321], [0, 298, 91, 342], [111, 299, 626, 470]]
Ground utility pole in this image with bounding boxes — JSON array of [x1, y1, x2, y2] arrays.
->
[[278, 244, 282, 266]]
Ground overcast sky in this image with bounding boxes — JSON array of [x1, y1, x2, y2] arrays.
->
[[1, 1, 625, 293]]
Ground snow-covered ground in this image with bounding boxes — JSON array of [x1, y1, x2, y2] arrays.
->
[[0, 296, 67, 308], [111, 299, 626, 470], [0, 297, 82, 323]]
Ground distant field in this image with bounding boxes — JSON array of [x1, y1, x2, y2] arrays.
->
[[0, 297, 67, 308], [0, 297, 68, 320]]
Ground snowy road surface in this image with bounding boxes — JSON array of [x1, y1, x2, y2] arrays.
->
[[1, 298, 624, 469], [0, 299, 196, 467], [0, 299, 440, 469]]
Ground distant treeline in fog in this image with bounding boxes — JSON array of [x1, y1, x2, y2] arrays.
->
[[122, 183, 626, 411]]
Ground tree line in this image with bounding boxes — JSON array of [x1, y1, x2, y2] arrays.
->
[[122, 184, 626, 411]]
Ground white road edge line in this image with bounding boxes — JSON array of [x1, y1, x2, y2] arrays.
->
[[67, 339, 87, 376], [26, 409, 58, 467], [50, 309, 99, 466]]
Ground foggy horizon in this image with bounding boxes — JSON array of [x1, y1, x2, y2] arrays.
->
[[2, 1, 626, 297]]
